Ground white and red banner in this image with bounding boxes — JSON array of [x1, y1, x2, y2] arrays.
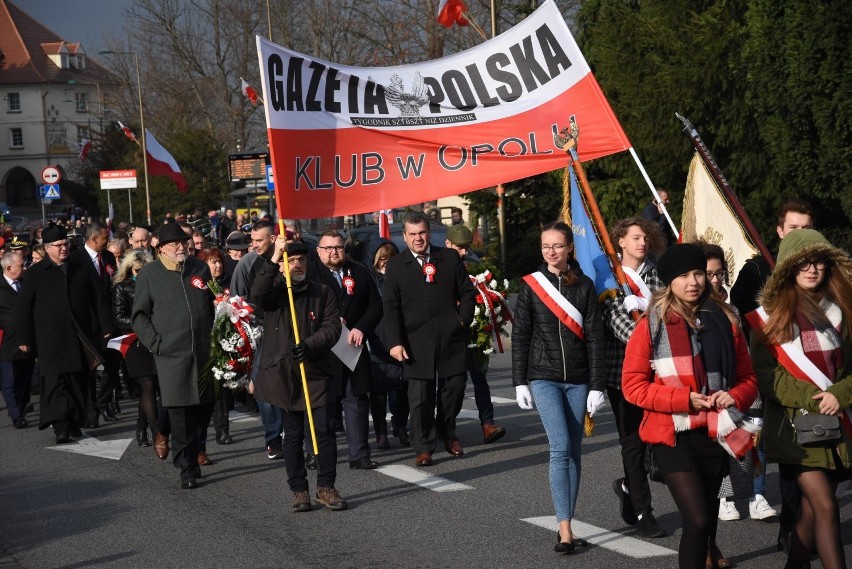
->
[[145, 129, 187, 193], [257, 0, 630, 219], [681, 152, 759, 284], [522, 271, 585, 340]]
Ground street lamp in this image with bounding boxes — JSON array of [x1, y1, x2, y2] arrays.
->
[[98, 49, 152, 225]]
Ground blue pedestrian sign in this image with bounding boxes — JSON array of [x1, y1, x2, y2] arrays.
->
[[266, 165, 274, 191], [39, 184, 61, 199]]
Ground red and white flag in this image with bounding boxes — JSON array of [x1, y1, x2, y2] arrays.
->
[[107, 333, 137, 357], [78, 138, 92, 161], [257, 0, 631, 219], [117, 121, 137, 143], [145, 130, 188, 192], [378, 209, 391, 239], [437, 0, 469, 28], [241, 77, 261, 106]]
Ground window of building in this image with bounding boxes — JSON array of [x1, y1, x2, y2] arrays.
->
[[10, 128, 23, 148], [75, 54, 86, 69], [7, 92, 20, 112], [76, 125, 90, 143], [75, 92, 87, 112]]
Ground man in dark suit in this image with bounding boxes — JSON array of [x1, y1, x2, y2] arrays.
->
[[68, 220, 118, 426], [16, 225, 103, 443], [383, 211, 476, 466], [309, 230, 383, 470], [0, 251, 34, 428]]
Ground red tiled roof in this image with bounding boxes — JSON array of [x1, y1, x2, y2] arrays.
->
[[0, 0, 108, 85]]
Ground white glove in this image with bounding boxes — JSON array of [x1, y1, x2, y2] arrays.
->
[[623, 295, 648, 313], [515, 385, 533, 410], [587, 390, 606, 417], [750, 417, 763, 428]]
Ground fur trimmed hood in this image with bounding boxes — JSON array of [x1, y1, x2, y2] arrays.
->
[[758, 229, 852, 307]]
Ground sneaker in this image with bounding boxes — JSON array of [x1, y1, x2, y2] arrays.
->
[[315, 487, 348, 511], [749, 494, 778, 521], [718, 498, 741, 521], [292, 490, 312, 513], [267, 441, 284, 460], [636, 512, 666, 538], [612, 478, 638, 526]]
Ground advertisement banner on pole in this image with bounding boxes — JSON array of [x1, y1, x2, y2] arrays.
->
[[100, 170, 138, 190]]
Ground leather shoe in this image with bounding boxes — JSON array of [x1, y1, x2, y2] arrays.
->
[[482, 423, 506, 444], [444, 438, 463, 457], [376, 434, 390, 449], [85, 417, 99, 429], [23, 403, 34, 414], [70, 427, 83, 438], [180, 478, 198, 490], [12, 417, 28, 429], [216, 431, 233, 445], [99, 409, 118, 422], [197, 452, 212, 466], [55, 431, 72, 444], [707, 543, 733, 569], [154, 432, 169, 460], [349, 457, 378, 470], [397, 428, 410, 447], [415, 452, 433, 466]]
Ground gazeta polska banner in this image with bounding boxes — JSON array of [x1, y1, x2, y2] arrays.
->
[[257, 0, 630, 219]]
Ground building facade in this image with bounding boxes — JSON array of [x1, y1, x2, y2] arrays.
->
[[0, 0, 111, 209]]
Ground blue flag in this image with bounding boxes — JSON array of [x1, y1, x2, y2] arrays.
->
[[570, 169, 617, 294]]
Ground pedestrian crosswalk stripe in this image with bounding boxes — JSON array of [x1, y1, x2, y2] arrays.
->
[[377, 464, 474, 492], [521, 516, 676, 558], [229, 410, 260, 423]]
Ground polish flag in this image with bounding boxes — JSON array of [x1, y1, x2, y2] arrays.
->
[[145, 130, 188, 192], [78, 139, 92, 161], [437, 0, 469, 28], [117, 121, 137, 143], [241, 77, 260, 106], [107, 333, 137, 357], [378, 209, 391, 239]]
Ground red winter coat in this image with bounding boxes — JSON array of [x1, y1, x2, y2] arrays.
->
[[621, 315, 758, 447]]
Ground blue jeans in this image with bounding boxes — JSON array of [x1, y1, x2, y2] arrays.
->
[[753, 441, 767, 496], [530, 380, 588, 522]]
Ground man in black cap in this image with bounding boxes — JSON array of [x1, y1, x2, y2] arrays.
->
[[132, 222, 215, 489], [16, 224, 103, 443], [444, 224, 507, 445], [251, 236, 345, 511], [223, 230, 249, 278]]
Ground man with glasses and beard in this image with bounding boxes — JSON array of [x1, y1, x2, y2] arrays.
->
[[132, 223, 214, 489]]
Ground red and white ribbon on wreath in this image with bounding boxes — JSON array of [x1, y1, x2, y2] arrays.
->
[[471, 271, 513, 353], [423, 262, 436, 283]]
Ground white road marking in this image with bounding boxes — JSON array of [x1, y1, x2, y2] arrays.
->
[[229, 410, 260, 423], [521, 516, 676, 558], [488, 396, 516, 404], [47, 435, 133, 461], [377, 464, 474, 492]]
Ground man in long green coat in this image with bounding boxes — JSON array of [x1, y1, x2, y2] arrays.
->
[[132, 222, 214, 489]]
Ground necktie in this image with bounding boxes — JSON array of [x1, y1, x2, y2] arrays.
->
[[332, 269, 343, 288], [416, 255, 428, 266], [97, 252, 105, 277], [11, 281, 19, 292]]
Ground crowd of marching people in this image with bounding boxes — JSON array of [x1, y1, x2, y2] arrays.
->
[[1, 198, 849, 569]]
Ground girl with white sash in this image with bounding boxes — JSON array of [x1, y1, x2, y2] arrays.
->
[[749, 229, 852, 569]]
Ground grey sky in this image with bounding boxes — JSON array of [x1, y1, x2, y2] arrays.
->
[[17, 0, 133, 54]]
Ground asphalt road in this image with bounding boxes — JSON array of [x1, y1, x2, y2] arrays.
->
[[0, 348, 849, 569]]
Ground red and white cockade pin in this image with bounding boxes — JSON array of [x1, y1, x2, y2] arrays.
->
[[105, 265, 115, 277], [423, 262, 436, 283], [342, 274, 355, 295], [190, 276, 207, 289]]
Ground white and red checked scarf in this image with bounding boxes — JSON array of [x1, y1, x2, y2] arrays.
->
[[648, 302, 760, 458], [796, 300, 843, 382]]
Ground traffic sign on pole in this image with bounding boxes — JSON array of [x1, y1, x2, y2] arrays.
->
[[266, 165, 275, 191], [39, 184, 61, 199], [41, 166, 61, 184]]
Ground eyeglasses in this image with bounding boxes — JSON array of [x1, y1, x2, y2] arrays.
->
[[541, 244, 569, 252], [706, 270, 727, 281], [163, 240, 189, 249], [317, 246, 344, 253], [47, 241, 70, 249], [287, 256, 306, 265], [797, 258, 827, 272]]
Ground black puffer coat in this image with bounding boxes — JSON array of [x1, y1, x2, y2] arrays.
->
[[511, 264, 605, 390]]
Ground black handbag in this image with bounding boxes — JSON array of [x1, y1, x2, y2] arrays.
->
[[793, 412, 842, 446], [645, 446, 665, 484]]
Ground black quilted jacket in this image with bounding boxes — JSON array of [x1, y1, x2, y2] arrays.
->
[[511, 265, 605, 390]]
